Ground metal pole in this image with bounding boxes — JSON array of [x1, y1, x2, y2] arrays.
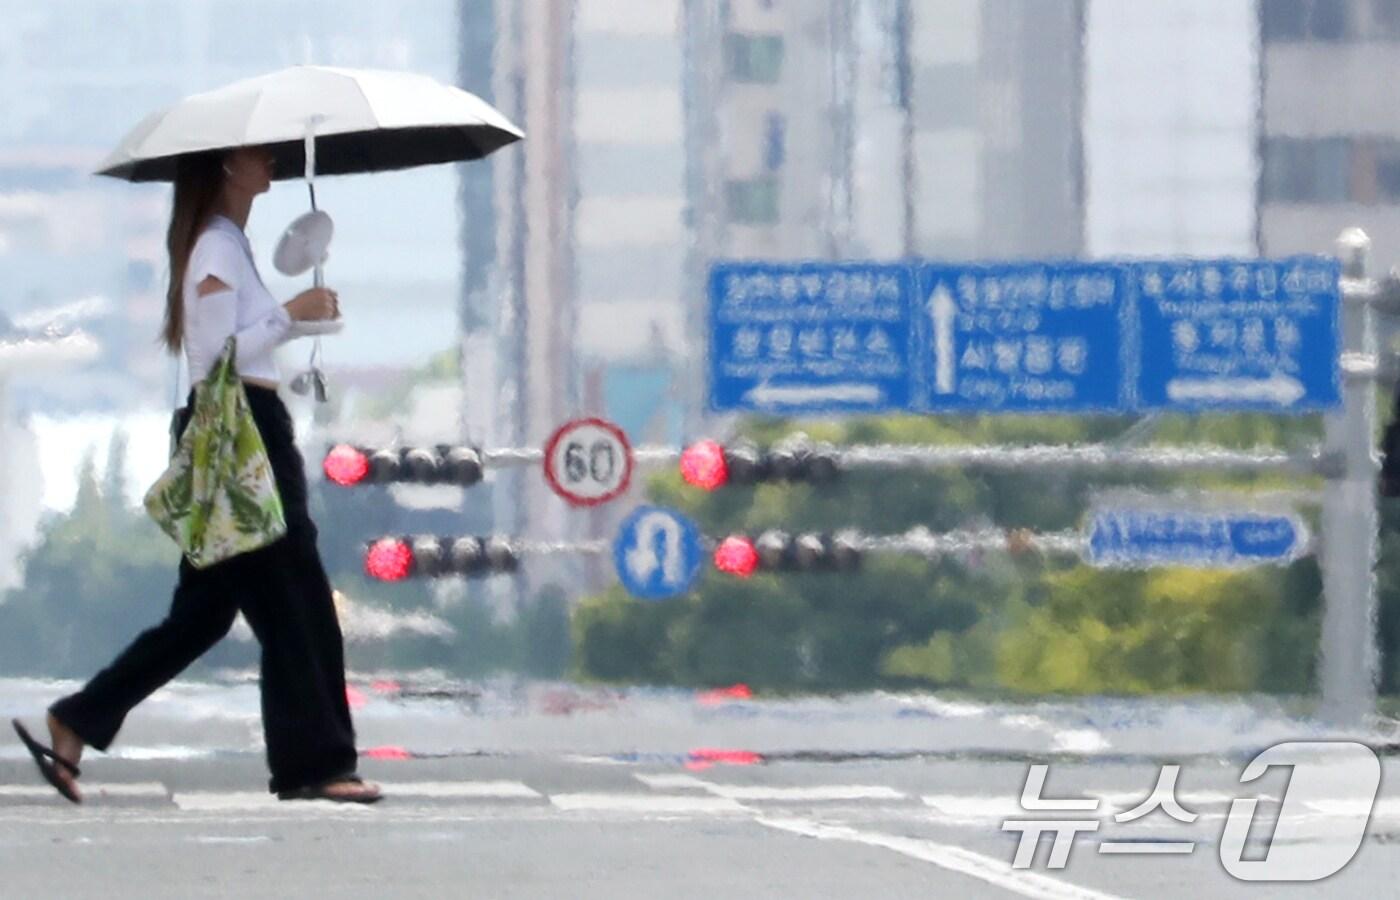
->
[[1319, 228, 1380, 726]]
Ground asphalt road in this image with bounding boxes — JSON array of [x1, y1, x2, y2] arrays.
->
[[1, 677, 1396, 898]]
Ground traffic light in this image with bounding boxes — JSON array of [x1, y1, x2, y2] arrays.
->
[[679, 438, 841, 490], [712, 530, 862, 576], [363, 535, 519, 581], [324, 444, 484, 487], [713, 535, 759, 577]]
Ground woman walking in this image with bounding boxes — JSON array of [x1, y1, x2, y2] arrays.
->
[[12, 145, 380, 804]]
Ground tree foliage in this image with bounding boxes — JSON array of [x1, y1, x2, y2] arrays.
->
[[574, 411, 1355, 696]]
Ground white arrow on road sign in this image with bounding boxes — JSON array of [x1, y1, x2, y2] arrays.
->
[[1165, 373, 1306, 406], [928, 283, 956, 394], [743, 382, 884, 408], [624, 510, 685, 586]]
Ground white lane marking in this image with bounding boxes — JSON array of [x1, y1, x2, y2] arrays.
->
[[376, 780, 542, 799], [0, 782, 168, 799], [1093, 790, 1272, 809], [1098, 842, 1194, 854], [1052, 730, 1111, 754], [923, 795, 1025, 820], [634, 773, 712, 791], [650, 774, 908, 802], [756, 815, 1128, 900], [172, 792, 281, 811], [110, 746, 216, 760], [704, 784, 907, 802], [171, 781, 541, 810], [926, 791, 1278, 822], [171, 792, 371, 813], [549, 793, 748, 814], [1304, 797, 1400, 819]]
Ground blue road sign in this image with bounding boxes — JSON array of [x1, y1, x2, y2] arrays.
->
[[1135, 258, 1341, 411], [917, 263, 1130, 412], [1087, 508, 1308, 568], [613, 506, 705, 600], [707, 257, 1341, 415], [709, 262, 916, 414]]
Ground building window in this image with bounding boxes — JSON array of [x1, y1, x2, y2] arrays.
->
[[1310, 0, 1350, 39], [1263, 137, 1351, 203], [764, 112, 785, 171], [1261, 0, 1353, 42], [726, 177, 780, 224], [1262, 0, 1308, 39], [1376, 142, 1400, 201], [725, 33, 784, 83], [1372, 0, 1400, 38]]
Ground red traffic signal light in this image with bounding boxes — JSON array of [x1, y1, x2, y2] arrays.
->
[[324, 444, 371, 486], [713, 535, 759, 577], [680, 440, 729, 491], [365, 537, 413, 581]]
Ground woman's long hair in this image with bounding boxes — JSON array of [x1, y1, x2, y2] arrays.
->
[[159, 152, 224, 354]]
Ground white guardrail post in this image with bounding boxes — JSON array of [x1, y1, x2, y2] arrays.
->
[[1320, 228, 1381, 726]]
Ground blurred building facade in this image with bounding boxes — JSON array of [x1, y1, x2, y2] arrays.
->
[[1084, 0, 1259, 257], [472, 0, 1091, 595], [1259, 0, 1400, 258]]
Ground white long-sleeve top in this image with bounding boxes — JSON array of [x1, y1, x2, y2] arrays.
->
[[182, 214, 293, 385]]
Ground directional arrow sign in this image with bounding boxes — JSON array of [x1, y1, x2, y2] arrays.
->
[[708, 257, 1340, 415], [917, 263, 1128, 412], [613, 506, 705, 600], [928, 283, 956, 395], [709, 262, 915, 414], [1136, 258, 1339, 412], [1165, 374, 1306, 407], [743, 381, 885, 408], [1087, 508, 1309, 569]]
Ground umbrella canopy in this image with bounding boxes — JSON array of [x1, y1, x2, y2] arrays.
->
[[95, 65, 522, 182]]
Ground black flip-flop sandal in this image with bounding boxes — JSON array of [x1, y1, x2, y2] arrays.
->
[[12, 719, 82, 804], [277, 773, 382, 804]]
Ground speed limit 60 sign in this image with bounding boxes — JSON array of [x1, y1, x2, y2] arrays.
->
[[543, 418, 635, 507]]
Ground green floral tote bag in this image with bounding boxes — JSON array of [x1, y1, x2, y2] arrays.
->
[[143, 335, 287, 568]]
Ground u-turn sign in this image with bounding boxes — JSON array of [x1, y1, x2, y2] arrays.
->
[[612, 506, 705, 600]]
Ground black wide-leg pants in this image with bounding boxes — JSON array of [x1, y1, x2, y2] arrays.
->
[[49, 383, 358, 794]]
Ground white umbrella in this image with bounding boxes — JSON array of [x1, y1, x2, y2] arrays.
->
[[95, 65, 522, 402], [94, 64, 522, 182]]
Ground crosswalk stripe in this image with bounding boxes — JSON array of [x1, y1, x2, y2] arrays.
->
[[703, 784, 908, 802], [634, 773, 712, 791], [375, 781, 542, 799], [172, 792, 284, 811], [0, 782, 168, 799], [641, 774, 909, 802], [549, 793, 748, 814]]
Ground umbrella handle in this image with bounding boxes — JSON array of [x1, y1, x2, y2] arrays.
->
[[304, 116, 324, 289]]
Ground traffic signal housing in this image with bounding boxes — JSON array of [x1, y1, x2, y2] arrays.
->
[[712, 530, 862, 576], [364, 535, 518, 581], [680, 438, 841, 490], [325, 444, 484, 488]]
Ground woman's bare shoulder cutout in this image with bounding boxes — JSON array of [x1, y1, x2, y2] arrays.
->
[[196, 275, 232, 297]]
